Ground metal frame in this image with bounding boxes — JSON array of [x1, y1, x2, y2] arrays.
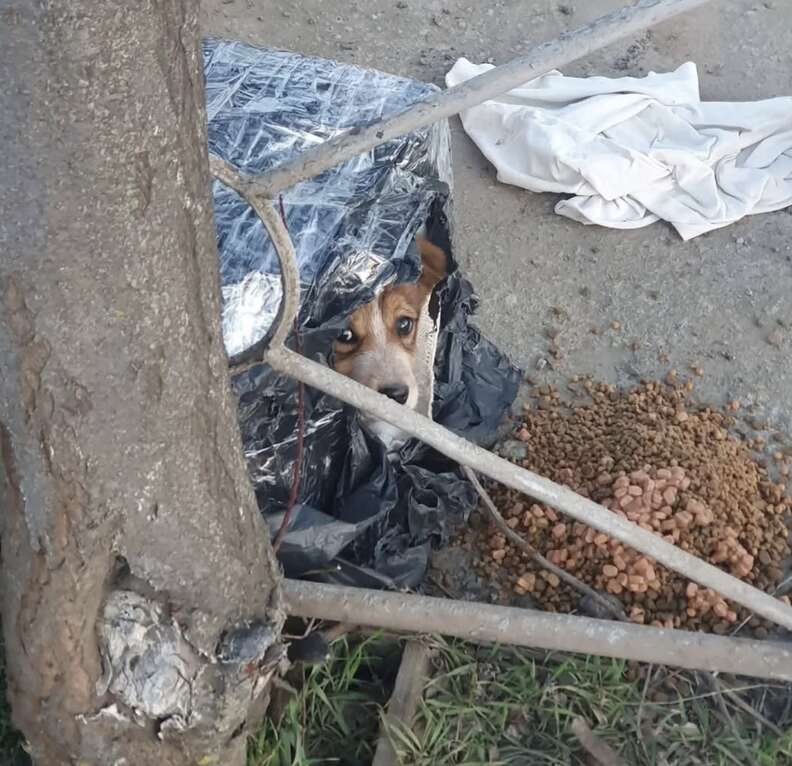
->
[[283, 580, 792, 682], [211, 0, 792, 679]]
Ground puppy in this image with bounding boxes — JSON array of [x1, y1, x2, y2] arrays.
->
[[332, 235, 447, 444]]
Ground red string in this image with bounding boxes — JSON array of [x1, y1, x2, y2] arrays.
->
[[272, 195, 304, 554]]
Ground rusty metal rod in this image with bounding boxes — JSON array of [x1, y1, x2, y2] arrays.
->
[[282, 579, 792, 682], [251, 0, 716, 195]]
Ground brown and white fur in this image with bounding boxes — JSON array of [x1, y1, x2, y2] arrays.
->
[[332, 235, 447, 445]]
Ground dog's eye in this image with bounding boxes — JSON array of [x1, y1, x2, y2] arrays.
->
[[337, 329, 356, 344], [395, 316, 414, 337]]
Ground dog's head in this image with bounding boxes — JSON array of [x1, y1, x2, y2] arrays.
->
[[332, 235, 447, 410]]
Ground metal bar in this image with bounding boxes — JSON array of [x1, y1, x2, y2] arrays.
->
[[464, 464, 628, 621], [209, 155, 300, 352], [251, 0, 716, 196], [267, 346, 792, 632], [372, 640, 433, 766], [283, 579, 792, 682]]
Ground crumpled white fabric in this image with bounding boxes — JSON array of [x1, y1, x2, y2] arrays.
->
[[446, 59, 792, 240]]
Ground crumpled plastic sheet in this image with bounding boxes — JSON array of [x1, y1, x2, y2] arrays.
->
[[98, 591, 199, 727], [206, 39, 521, 589], [96, 590, 282, 738]]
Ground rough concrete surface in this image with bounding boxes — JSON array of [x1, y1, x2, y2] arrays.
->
[[202, 0, 792, 432]]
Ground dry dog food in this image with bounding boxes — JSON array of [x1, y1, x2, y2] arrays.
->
[[466, 378, 792, 635]]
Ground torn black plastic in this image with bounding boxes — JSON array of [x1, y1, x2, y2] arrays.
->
[[205, 39, 520, 589]]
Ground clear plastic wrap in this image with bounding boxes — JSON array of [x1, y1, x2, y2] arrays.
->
[[205, 39, 520, 588]]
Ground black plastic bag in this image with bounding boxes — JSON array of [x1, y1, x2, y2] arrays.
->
[[205, 39, 521, 588]]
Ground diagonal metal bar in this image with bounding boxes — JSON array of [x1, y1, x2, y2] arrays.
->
[[283, 579, 792, 682], [266, 346, 792, 632], [249, 0, 716, 196]]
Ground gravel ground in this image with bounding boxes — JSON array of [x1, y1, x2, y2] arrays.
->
[[202, 0, 792, 430]]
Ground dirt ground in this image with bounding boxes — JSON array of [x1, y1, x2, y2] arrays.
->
[[201, 0, 792, 428]]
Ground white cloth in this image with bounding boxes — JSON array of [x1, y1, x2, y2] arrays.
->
[[446, 59, 792, 240]]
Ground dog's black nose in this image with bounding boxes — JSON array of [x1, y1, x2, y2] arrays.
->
[[379, 384, 409, 405]]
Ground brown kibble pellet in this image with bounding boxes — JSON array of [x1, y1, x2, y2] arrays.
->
[[676, 511, 694, 529], [551, 523, 566, 539], [464, 376, 792, 637], [516, 574, 536, 592], [697, 507, 714, 526], [629, 606, 645, 624]]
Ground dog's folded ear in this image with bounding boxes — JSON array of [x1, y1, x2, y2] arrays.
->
[[416, 234, 448, 293]]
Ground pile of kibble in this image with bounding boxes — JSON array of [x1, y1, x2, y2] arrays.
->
[[464, 377, 792, 636]]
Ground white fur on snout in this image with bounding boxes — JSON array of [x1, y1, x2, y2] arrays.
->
[[349, 300, 418, 451], [348, 302, 418, 408]]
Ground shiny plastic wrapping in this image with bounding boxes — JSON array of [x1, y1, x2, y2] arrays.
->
[[205, 39, 520, 588]]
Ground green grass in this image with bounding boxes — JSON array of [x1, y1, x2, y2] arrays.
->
[[398, 640, 792, 765], [5, 627, 792, 765], [248, 634, 400, 766], [0, 633, 29, 766], [251, 636, 792, 766]]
